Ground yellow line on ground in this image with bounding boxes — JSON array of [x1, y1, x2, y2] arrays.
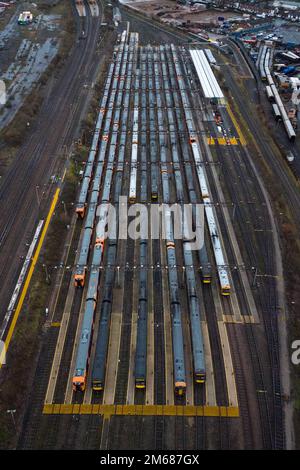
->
[[226, 105, 247, 146], [0, 188, 60, 367], [43, 404, 240, 418], [207, 137, 215, 145]]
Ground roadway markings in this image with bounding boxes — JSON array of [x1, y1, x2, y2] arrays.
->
[[0, 189, 60, 368], [43, 403, 239, 417], [218, 137, 227, 145], [207, 137, 239, 146], [226, 104, 247, 146]]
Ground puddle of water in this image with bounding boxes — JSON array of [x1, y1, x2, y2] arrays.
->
[[0, 37, 59, 128]]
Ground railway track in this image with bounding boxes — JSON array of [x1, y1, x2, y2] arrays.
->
[[0, 1, 105, 332], [113, 40, 138, 404], [18, 324, 60, 448], [203, 112, 274, 448], [175, 46, 281, 448], [16, 32, 285, 451], [216, 118, 283, 448]]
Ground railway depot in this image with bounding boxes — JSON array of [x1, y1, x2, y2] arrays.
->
[[0, 0, 293, 452]]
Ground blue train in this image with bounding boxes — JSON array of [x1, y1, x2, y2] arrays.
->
[[90, 37, 135, 392], [72, 239, 104, 391], [91, 241, 117, 391], [161, 45, 206, 387], [74, 41, 127, 287], [134, 240, 148, 389], [72, 31, 134, 392], [75, 61, 115, 219], [183, 242, 206, 383]]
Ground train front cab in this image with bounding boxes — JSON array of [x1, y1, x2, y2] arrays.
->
[[74, 269, 86, 288], [92, 380, 104, 392], [72, 369, 87, 392], [76, 204, 86, 219], [95, 237, 105, 250], [175, 381, 186, 397], [221, 284, 231, 296], [201, 270, 211, 284], [195, 371, 206, 384], [135, 377, 146, 389], [129, 195, 136, 204]]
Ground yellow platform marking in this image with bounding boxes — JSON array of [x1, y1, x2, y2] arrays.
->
[[51, 322, 61, 327], [207, 137, 215, 145], [0, 188, 60, 367], [43, 404, 240, 418], [226, 105, 247, 146]]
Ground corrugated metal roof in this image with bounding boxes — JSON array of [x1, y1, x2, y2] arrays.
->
[[190, 49, 224, 99]]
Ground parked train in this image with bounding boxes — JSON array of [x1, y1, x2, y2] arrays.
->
[[91, 240, 116, 391], [264, 49, 296, 142], [72, 238, 104, 391], [159, 47, 200, 395], [257, 44, 296, 141], [74, 41, 127, 287], [91, 40, 135, 392], [171, 45, 231, 296], [183, 241, 206, 383], [129, 73, 139, 204], [72, 30, 139, 392], [134, 240, 148, 389], [162, 45, 206, 384], [75, 61, 115, 219]]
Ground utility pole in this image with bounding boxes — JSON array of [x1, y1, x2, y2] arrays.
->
[[36, 185, 40, 206], [62, 201, 67, 216], [7, 409, 16, 429], [43, 264, 50, 284], [116, 266, 120, 288]]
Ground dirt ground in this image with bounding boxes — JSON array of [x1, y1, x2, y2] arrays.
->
[[123, 1, 241, 24], [0, 1, 67, 130]]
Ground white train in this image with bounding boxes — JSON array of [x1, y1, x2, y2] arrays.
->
[[258, 46, 296, 141], [171, 45, 231, 295], [129, 74, 139, 203]]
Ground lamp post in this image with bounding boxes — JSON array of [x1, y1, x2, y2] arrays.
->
[[7, 409, 16, 429]]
